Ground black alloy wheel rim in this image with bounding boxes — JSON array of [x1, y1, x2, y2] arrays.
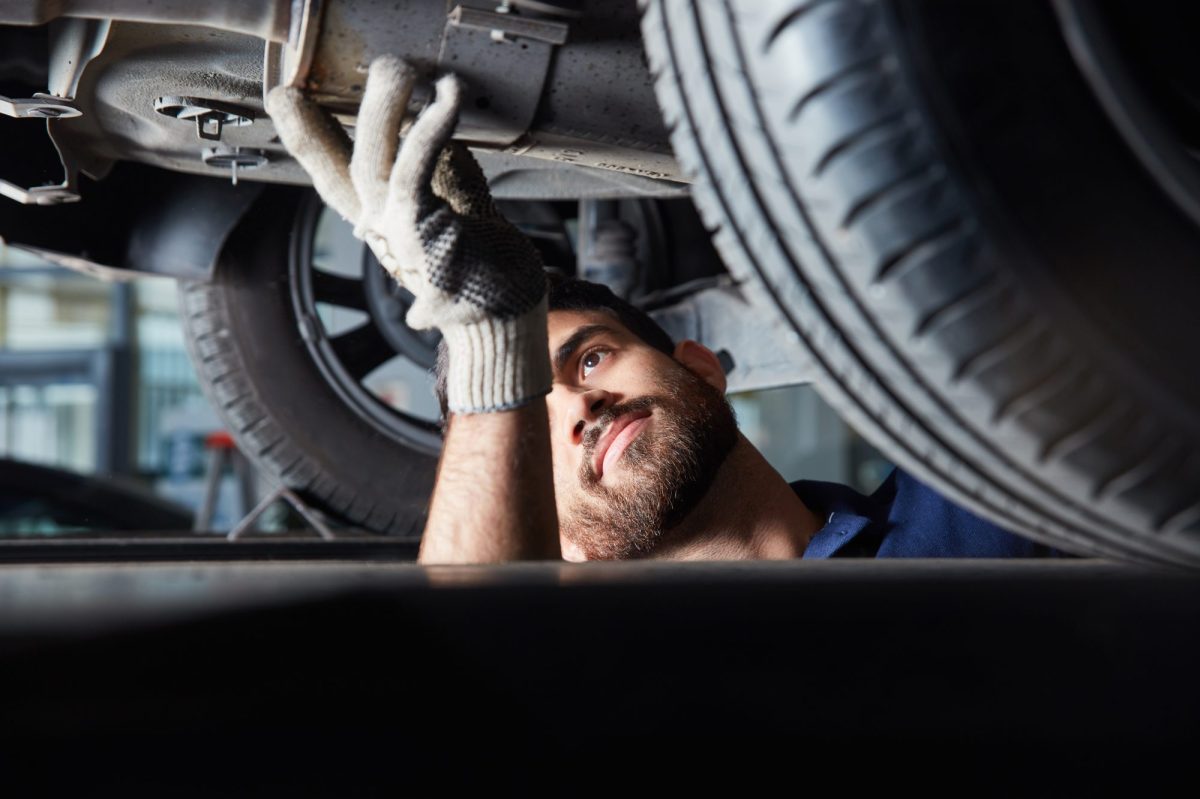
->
[[288, 192, 443, 455]]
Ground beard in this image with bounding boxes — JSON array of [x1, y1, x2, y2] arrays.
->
[[560, 360, 738, 560]]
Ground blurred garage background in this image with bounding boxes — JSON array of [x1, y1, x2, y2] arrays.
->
[[0, 233, 891, 536]]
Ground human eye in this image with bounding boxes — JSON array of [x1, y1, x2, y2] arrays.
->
[[580, 348, 611, 379]]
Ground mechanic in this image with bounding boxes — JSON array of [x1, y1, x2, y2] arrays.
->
[[267, 57, 1062, 564]]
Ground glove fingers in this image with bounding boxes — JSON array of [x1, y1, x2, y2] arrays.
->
[[350, 56, 416, 212], [432, 143, 500, 218], [266, 86, 361, 223], [403, 294, 440, 332], [388, 73, 464, 208]]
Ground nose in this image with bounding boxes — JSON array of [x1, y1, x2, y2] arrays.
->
[[561, 387, 613, 446]]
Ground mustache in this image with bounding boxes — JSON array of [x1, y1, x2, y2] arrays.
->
[[581, 396, 658, 475]]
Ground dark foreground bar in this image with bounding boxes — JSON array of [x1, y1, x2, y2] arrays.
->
[[0, 531, 421, 564], [0, 559, 1196, 791]]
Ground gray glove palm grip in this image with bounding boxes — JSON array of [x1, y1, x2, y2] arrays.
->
[[265, 57, 550, 414]]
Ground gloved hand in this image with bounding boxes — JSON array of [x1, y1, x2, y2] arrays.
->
[[265, 57, 550, 414]]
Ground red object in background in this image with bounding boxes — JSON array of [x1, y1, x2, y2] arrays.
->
[[204, 430, 236, 451]]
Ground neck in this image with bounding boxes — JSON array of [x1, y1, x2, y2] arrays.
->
[[645, 434, 821, 561]]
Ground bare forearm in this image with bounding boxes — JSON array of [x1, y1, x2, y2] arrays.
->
[[417, 400, 560, 564]]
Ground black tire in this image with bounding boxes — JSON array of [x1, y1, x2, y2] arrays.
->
[[180, 187, 437, 536], [641, 0, 1200, 565]]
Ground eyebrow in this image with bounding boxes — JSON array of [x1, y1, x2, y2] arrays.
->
[[553, 324, 616, 374]]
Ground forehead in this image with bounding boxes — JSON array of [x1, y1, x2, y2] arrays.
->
[[546, 308, 631, 348]]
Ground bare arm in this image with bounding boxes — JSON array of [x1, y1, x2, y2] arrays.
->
[[418, 400, 560, 564]]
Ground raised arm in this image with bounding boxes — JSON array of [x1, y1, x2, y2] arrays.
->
[[267, 57, 560, 563], [423, 403, 558, 562]]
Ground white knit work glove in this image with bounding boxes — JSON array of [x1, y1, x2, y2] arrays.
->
[[265, 57, 550, 414]]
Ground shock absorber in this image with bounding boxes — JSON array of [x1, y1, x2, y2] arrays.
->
[[577, 199, 639, 299]]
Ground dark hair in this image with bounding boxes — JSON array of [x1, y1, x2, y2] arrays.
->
[[433, 271, 675, 423]]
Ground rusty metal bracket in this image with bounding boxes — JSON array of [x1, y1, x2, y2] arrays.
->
[[437, 4, 569, 146], [263, 1, 569, 147], [277, 0, 324, 90], [257, 0, 678, 188]]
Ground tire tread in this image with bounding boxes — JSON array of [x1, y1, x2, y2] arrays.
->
[[642, 0, 1200, 562]]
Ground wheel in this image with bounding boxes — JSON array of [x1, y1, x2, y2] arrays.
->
[[641, 0, 1200, 565], [180, 187, 440, 535], [178, 187, 637, 535]]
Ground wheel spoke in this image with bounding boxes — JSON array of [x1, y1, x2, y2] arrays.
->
[[311, 269, 368, 312], [330, 322, 396, 381]]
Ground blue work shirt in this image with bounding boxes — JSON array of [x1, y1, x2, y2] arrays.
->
[[797, 468, 1063, 558]]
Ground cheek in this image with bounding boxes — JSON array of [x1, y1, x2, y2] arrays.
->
[[599, 354, 659, 394]]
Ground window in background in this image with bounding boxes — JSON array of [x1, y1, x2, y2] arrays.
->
[[0, 244, 114, 474], [0, 243, 239, 529], [0, 383, 98, 473], [731, 385, 891, 495]]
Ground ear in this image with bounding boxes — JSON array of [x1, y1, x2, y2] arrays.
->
[[673, 339, 727, 393]]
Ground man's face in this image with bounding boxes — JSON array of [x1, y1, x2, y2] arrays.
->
[[546, 309, 738, 561]]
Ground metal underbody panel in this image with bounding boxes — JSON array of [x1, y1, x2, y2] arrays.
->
[[2, 0, 686, 203], [0, 2, 814, 392]]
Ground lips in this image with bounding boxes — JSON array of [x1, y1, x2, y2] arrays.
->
[[591, 410, 651, 480]]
